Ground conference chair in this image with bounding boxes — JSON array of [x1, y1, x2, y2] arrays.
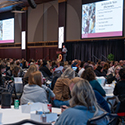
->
[[107, 96, 120, 113], [4, 78, 23, 104], [10, 77, 24, 104], [87, 112, 118, 125], [107, 95, 125, 124], [3, 119, 51, 125]]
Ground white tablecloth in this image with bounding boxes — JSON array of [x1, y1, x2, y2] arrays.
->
[[0, 106, 30, 124], [0, 106, 61, 124]]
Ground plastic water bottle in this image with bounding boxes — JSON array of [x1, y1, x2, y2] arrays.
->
[[41, 113, 46, 122]]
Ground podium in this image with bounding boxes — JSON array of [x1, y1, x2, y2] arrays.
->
[[56, 50, 63, 61]]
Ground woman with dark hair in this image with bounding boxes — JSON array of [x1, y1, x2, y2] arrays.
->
[[39, 60, 52, 78], [81, 67, 106, 96], [22, 60, 28, 69], [12, 65, 24, 77], [55, 79, 108, 125], [103, 63, 110, 74], [94, 66, 106, 77], [12, 65, 20, 77]]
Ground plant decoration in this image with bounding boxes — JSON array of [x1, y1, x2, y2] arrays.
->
[[107, 53, 114, 61]]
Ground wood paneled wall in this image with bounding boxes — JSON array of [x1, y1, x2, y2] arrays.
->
[[0, 46, 58, 61], [0, 48, 22, 59]]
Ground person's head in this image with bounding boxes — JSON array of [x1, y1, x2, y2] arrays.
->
[[69, 77, 83, 91], [81, 67, 96, 81], [96, 66, 103, 73], [119, 68, 125, 80], [80, 61, 85, 68], [29, 71, 43, 87], [46, 61, 51, 70], [24, 64, 37, 78], [68, 61, 72, 66], [10, 61, 14, 70], [97, 59, 101, 66], [0, 63, 6, 74], [64, 61, 68, 66], [110, 61, 114, 67], [12, 65, 20, 77], [123, 60, 125, 66], [22, 60, 28, 68], [119, 60, 123, 67], [42, 60, 47, 66], [16, 60, 20, 66], [52, 61, 57, 68], [84, 62, 89, 69], [100, 61, 105, 67], [60, 67, 75, 79], [63, 45, 65, 48], [70, 79, 100, 116], [103, 63, 109, 70], [37, 60, 41, 66], [88, 60, 91, 64], [114, 65, 121, 75], [114, 61, 118, 67]]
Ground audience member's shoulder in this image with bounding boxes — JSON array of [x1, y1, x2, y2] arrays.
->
[[116, 80, 125, 85]]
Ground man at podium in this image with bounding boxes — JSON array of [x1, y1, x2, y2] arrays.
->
[[62, 45, 67, 62]]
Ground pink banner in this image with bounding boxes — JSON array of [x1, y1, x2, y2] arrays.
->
[[82, 31, 122, 38], [0, 40, 14, 43]]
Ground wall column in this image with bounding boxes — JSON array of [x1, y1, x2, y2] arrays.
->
[[21, 11, 28, 60], [58, 0, 67, 43]]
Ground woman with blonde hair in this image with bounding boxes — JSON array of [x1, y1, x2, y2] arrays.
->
[[21, 71, 48, 105], [53, 67, 75, 107], [106, 65, 122, 84], [55, 79, 108, 125]]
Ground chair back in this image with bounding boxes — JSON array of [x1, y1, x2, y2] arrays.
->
[[4, 119, 52, 125], [107, 96, 120, 113], [1, 91, 11, 108], [117, 94, 125, 115], [87, 112, 118, 125], [14, 77, 23, 93], [53, 70, 62, 77]]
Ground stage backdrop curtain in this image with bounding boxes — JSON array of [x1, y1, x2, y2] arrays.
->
[[65, 39, 124, 62]]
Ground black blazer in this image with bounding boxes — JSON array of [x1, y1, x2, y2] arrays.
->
[[113, 80, 125, 97]]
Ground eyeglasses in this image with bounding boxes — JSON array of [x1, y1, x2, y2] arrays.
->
[[116, 69, 120, 70]]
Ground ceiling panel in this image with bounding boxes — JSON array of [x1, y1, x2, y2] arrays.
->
[[0, 0, 56, 13]]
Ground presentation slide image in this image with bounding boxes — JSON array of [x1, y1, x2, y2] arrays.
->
[[58, 27, 64, 49], [82, 3, 96, 34], [0, 18, 14, 43], [0, 21, 3, 40], [81, 0, 123, 38]]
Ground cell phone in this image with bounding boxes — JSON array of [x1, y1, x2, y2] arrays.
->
[[72, 67, 77, 71]]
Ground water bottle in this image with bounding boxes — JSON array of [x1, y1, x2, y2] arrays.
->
[[41, 113, 46, 122]]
